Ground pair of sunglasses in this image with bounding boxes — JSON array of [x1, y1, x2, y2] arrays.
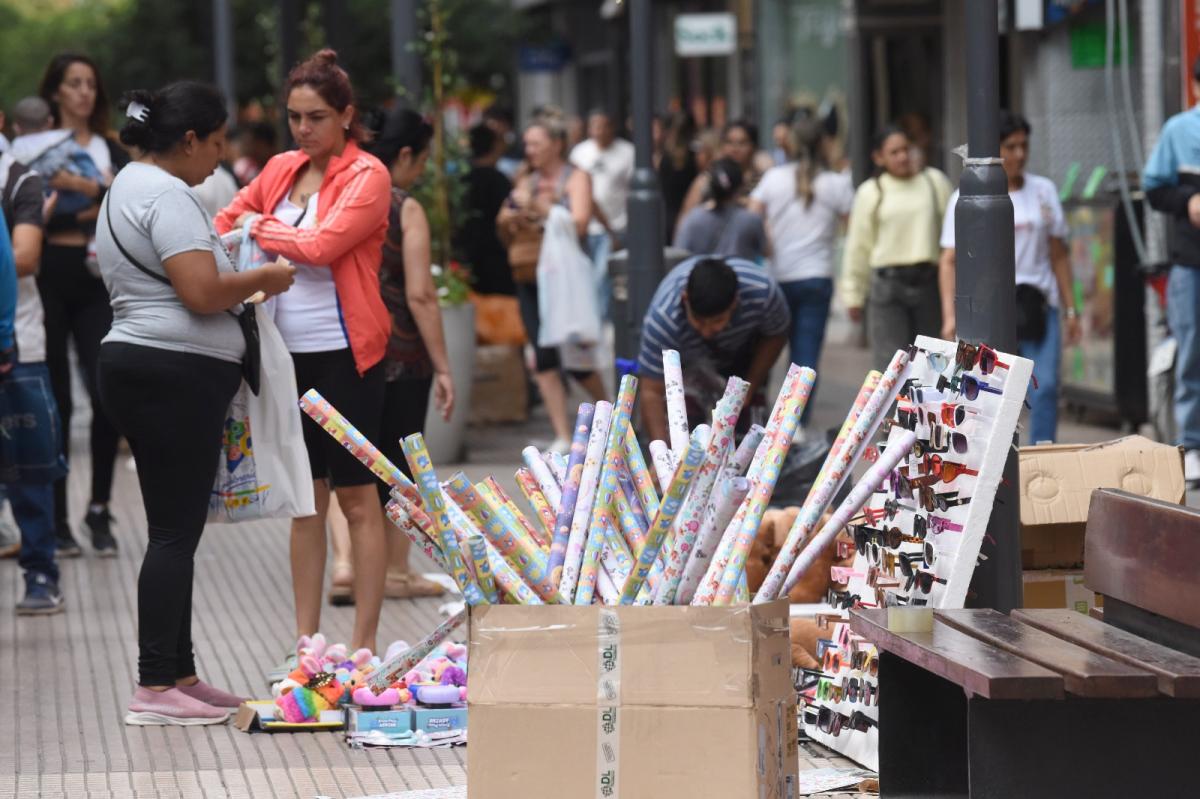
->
[[918, 485, 971, 513], [937, 372, 1004, 401], [826, 589, 859, 610], [850, 649, 879, 676], [899, 379, 944, 406], [920, 454, 979, 483], [855, 523, 922, 551], [928, 514, 964, 534], [816, 677, 844, 703], [817, 707, 878, 736], [905, 569, 948, 595], [929, 424, 969, 454], [940, 402, 980, 427], [956, 341, 1010, 375]]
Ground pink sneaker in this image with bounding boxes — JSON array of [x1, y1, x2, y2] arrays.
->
[[125, 687, 230, 726], [176, 679, 247, 709]]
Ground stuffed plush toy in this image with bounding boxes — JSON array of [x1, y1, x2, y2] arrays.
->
[[274, 671, 344, 722]]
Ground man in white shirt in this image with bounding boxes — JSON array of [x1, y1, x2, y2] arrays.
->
[[570, 110, 634, 320]]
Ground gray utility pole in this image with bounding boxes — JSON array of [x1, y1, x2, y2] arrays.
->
[[623, 0, 666, 361], [391, 0, 422, 106], [957, 0, 1020, 613], [213, 0, 236, 121]]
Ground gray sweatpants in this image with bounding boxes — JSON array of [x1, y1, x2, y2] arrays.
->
[[867, 265, 943, 371]]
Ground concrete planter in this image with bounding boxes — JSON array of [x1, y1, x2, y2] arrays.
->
[[423, 302, 475, 464]]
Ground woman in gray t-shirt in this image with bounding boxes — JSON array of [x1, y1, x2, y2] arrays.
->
[[674, 157, 767, 263], [95, 82, 294, 727]]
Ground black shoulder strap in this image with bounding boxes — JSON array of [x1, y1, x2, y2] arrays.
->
[[104, 197, 171, 285]]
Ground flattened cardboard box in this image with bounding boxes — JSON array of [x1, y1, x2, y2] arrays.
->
[[1019, 436, 1184, 569], [1022, 569, 1104, 614], [467, 602, 798, 799]]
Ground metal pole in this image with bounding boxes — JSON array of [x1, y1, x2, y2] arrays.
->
[[279, 0, 299, 148], [957, 0, 1021, 613], [391, 0, 422, 105], [623, 0, 666, 360], [213, 0, 236, 121]]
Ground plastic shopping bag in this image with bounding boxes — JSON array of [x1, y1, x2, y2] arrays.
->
[[208, 311, 314, 523], [536, 205, 601, 349]]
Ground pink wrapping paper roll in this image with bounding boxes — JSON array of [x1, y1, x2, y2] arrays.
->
[[672, 475, 751, 604], [548, 403, 595, 584], [707, 367, 814, 605], [690, 364, 813, 606], [367, 608, 468, 691], [384, 499, 449, 573], [401, 434, 486, 606], [577, 375, 638, 605], [515, 467, 557, 547], [622, 425, 660, 520], [780, 430, 918, 597], [663, 349, 690, 458], [755, 350, 910, 603], [388, 487, 443, 551], [300, 389, 418, 498], [619, 427, 707, 604], [648, 440, 677, 494], [521, 446, 563, 511], [804, 371, 881, 505], [544, 451, 567, 485], [559, 401, 613, 599], [652, 377, 748, 605]]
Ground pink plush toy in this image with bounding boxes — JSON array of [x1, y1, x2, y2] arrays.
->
[[352, 686, 400, 706]]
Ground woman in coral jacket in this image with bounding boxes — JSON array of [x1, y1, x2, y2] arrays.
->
[[215, 49, 391, 667]]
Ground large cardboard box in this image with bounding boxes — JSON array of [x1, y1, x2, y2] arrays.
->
[[468, 602, 798, 799], [469, 345, 528, 425], [1022, 570, 1104, 614], [1019, 436, 1185, 569]]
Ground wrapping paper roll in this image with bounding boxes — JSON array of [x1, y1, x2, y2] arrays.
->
[[755, 350, 910, 603], [601, 522, 634, 583], [544, 451, 568, 485], [663, 349, 690, 458], [388, 487, 443, 552], [547, 403, 595, 584], [577, 375, 638, 605], [610, 481, 648, 554], [521, 446, 563, 510], [707, 367, 814, 605], [622, 425, 660, 520], [467, 533, 500, 604], [560, 402, 614, 599], [735, 571, 750, 604], [485, 475, 546, 551], [400, 434, 485, 606], [648, 440, 677, 495], [729, 424, 766, 477], [515, 468, 557, 547], [300, 389, 417, 496], [617, 470, 650, 536], [384, 499, 449, 573], [802, 371, 881, 508], [779, 430, 918, 597], [620, 427, 707, 604], [475, 482, 563, 602], [367, 608, 468, 691], [653, 378, 748, 604], [596, 562, 621, 605], [673, 475, 751, 604], [690, 365, 814, 606]]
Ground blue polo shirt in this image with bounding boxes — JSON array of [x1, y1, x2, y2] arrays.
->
[[637, 256, 790, 381]]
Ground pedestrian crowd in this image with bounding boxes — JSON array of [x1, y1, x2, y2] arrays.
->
[[8, 47, 1192, 730]]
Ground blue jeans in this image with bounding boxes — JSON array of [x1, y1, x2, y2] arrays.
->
[[1168, 265, 1200, 449], [779, 278, 833, 425], [586, 231, 613, 322], [10, 481, 57, 584], [1017, 308, 1061, 444]]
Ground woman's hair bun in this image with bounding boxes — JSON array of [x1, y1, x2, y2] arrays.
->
[[311, 48, 339, 67], [118, 89, 157, 150]]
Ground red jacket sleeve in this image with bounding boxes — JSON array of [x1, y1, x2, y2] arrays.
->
[[213, 172, 267, 235], [249, 163, 390, 266]]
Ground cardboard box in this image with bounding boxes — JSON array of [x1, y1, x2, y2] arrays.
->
[[1022, 570, 1104, 614], [234, 700, 344, 732], [413, 704, 468, 734], [468, 602, 798, 799], [1019, 436, 1185, 569], [469, 345, 528, 425]]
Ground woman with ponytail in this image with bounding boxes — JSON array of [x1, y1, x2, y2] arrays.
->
[[215, 49, 393, 668], [97, 81, 295, 725], [750, 116, 854, 429], [674, 157, 766, 261]]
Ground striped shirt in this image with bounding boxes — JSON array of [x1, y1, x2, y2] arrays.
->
[[638, 256, 790, 381]]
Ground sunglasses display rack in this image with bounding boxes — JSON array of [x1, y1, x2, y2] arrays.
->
[[800, 621, 881, 765], [803, 335, 1032, 769]]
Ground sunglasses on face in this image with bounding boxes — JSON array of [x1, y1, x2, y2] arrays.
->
[[956, 341, 1011, 375], [918, 485, 971, 513]]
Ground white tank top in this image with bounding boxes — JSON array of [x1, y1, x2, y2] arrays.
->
[[270, 193, 348, 352]]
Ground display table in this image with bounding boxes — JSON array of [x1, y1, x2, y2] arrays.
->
[[850, 488, 1200, 798]]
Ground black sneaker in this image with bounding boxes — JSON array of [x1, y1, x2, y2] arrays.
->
[[56, 522, 82, 558], [85, 509, 118, 558], [16, 573, 64, 616]]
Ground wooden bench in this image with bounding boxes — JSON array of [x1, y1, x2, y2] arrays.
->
[[850, 489, 1200, 798]]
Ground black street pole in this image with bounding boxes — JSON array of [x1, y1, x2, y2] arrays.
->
[[623, 0, 665, 361], [958, 0, 1021, 612], [390, 0, 422, 106]]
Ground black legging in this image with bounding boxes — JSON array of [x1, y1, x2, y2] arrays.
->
[[97, 342, 241, 686], [39, 244, 121, 527]]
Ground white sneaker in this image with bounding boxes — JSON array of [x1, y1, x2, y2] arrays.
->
[[1185, 449, 1200, 484], [548, 437, 570, 455]]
